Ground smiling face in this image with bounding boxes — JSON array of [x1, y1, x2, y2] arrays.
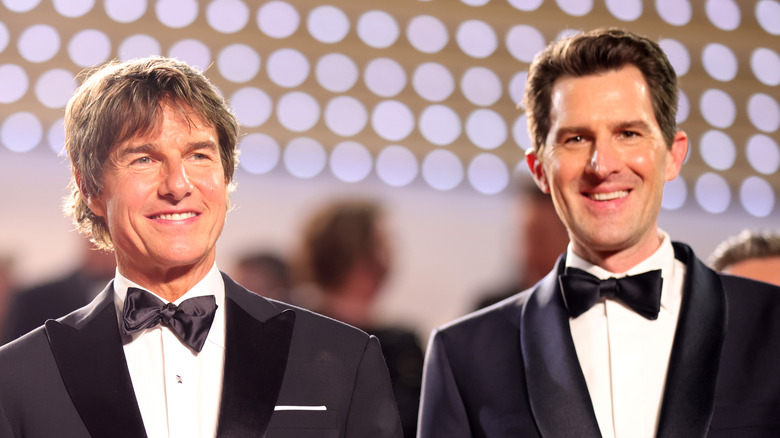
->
[[86, 104, 228, 294], [527, 66, 688, 272]]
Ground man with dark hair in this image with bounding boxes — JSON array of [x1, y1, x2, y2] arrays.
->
[[419, 28, 780, 437], [709, 229, 780, 286], [0, 57, 402, 437]]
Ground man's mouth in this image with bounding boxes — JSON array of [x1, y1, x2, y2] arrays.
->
[[587, 190, 629, 201], [150, 212, 198, 220]]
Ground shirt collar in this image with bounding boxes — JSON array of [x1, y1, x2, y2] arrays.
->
[[113, 263, 226, 349]]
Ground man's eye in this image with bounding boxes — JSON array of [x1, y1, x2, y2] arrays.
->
[[621, 131, 638, 138], [565, 136, 583, 143], [132, 156, 151, 165]]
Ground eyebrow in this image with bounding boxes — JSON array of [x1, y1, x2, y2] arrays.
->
[[115, 140, 219, 159]]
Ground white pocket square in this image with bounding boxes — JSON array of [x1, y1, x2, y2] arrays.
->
[[274, 405, 327, 411]]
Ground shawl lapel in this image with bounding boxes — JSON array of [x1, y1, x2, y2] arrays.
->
[[216, 274, 296, 437], [520, 256, 602, 437], [44, 284, 147, 438], [656, 242, 727, 437]]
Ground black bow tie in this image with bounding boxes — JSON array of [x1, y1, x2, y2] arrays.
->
[[558, 267, 663, 320], [121, 287, 218, 352]]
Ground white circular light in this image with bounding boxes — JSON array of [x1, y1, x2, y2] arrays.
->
[[605, 0, 642, 21], [324, 96, 368, 137], [412, 62, 454, 102], [661, 176, 687, 210], [700, 89, 736, 129], [372, 100, 415, 142], [508, 0, 543, 11], [357, 10, 399, 49], [468, 153, 510, 195], [18, 24, 60, 63], [68, 29, 111, 68], [156, 0, 198, 28], [0, 64, 28, 104], [267, 48, 310, 88], [119, 35, 162, 60], [307, 5, 350, 44], [48, 118, 65, 154], [556, 0, 593, 16], [364, 58, 407, 98], [699, 130, 736, 171], [376, 145, 418, 187], [105, 0, 147, 23], [751, 48, 780, 86], [53, 0, 94, 17], [740, 176, 775, 218], [169, 39, 211, 72], [239, 133, 280, 175], [509, 71, 528, 107], [706, 0, 741, 30], [702, 43, 738, 82], [422, 149, 464, 191], [230, 87, 273, 128], [695, 172, 731, 214], [206, 0, 249, 34], [315, 53, 358, 92], [747, 93, 780, 133], [35, 69, 76, 109], [407, 15, 448, 54], [456, 20, 497, 58], [283, 137, 326, 179], [659, 38, 690, 77], [1, 112, 42, 153], [330, 141, 373, 183], [257, 1, 300, 39], [419, 105, 461, 146], [461, 67, 502, 106], [505, 25, 545, 63], [677, 89, 690, 124], [512, 114, 532, 150], [746, 134, 780, 175], [466, 109, 507, 150], [0, 22, 8, 53], [217, 44, 261, 83], [277, 92, 321, 133], [756, 0, 780, 35], [3, 0, 41, 12], [656, 0, 692, 26]]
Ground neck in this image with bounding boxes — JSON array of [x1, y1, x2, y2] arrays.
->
[[573, 231, 664, 274], [118, 260, 214, 302]]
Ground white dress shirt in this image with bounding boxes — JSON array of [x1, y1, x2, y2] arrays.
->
[[567, 231, 686, 438], [113, 264, 226, 438]]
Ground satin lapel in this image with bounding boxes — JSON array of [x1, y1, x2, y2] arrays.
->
[[217, 277, 296, 437], [45, 286, 147, 438], [656, 243, 727, 437], [521, 257, 601, 437]]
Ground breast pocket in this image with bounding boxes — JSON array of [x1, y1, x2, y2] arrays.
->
[[265, 409, 340, 438]]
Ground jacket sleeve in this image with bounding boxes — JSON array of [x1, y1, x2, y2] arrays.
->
[[345, 335, 403, 437], [418, 328, 472, 438]]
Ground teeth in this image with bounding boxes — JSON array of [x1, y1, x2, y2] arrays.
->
[[589, 190, 628, 201], [152, 212, 197, 220]]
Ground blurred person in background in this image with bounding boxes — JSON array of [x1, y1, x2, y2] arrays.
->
[[709, 229, 780, 286], [0, 253, 16, 342], [230, 251, 293, 303], [294, 199, 424, 438], [1, 240, 115, 345]]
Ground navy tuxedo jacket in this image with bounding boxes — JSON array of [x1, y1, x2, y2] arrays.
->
[[419, 243, 780, 437], [0, 273, 402, 437]]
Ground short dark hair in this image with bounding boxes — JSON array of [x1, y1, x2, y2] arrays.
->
[[63, 56, 240, 250], [523, 27, 678, 154], [709, 230, 780, 272]]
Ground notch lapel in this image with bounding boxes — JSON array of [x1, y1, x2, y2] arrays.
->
[[520, 258, 602, 437], [656, 243, 727, 437], [45, 286, 147, 438], [217, 276, 296, 437]]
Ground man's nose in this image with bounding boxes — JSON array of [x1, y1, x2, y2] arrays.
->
[[587, 140, 621, 178], [159, 160, 192, 200]]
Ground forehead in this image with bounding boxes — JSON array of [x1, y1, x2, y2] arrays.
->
[[549, 65, 654, 118], [115, 104, 216, 148]]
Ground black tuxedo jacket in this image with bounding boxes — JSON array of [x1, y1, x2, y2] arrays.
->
[[419, 242, 780, 437], [0, 273, 402, 437]]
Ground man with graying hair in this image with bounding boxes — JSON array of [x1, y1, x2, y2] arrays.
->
[[419, 28, 780, 437], [0, 56, 402, 438], [710, 229, 780, 286]]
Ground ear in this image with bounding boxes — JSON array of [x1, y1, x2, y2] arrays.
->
[[77, 172, 107, 218], [526, 150, 551, 194], [664, 130, 688, 181]]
